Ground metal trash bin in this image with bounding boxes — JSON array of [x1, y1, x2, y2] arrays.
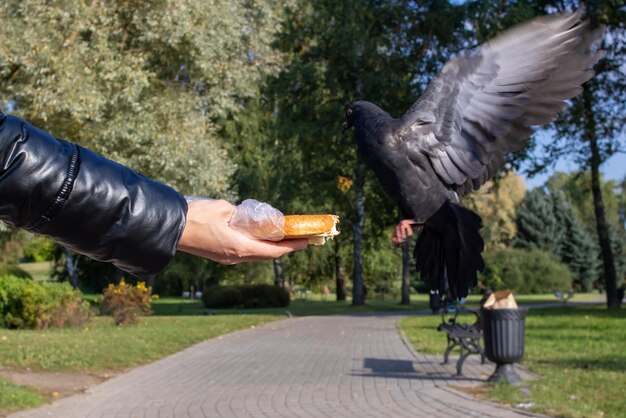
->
[[482, 307, 528, 384]]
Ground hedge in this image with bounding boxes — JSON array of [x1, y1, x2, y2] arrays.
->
[[202, 284, 289, 309], [480, 248, 572, 294]]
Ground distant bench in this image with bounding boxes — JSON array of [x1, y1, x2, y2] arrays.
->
[[437, 305, 485, 375]]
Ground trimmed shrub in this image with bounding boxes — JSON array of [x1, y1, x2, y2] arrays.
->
[[0, 264, 32, 279], [101, 280, 155, 326], [202, 286, 244, 309], [479, 248, 572, 294], [0, 275, 93, 329], [202, 284, 289, 309]]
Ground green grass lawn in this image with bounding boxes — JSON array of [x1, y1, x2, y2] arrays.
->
[[0, 378, 45, 416], [149, 291, 605, 316], [151, 296, 429, 316], [0, 315, 281, 372], [17, 262, 53, 281], [399, 305, 626, 418]]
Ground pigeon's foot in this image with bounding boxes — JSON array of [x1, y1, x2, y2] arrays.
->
[[392, 219, 418, 247]]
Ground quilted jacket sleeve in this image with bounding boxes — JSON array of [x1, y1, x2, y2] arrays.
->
[[0, 112, 188, 277]]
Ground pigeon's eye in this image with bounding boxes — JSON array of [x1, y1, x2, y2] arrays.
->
[[346, 108, 353, 117]]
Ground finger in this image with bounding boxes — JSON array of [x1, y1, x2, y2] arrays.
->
[[221, 241, 307, 264], [239, 237, 309, 260], [274, 238, 309, 253], [402, 224, 413, 239], [391, 232, 398, 247], [391, 233, 401, 248]]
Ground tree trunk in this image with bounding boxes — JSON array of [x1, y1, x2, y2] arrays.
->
[[401, 241, 411, 305], [273, 258, 286, 288], [583, 85, 619, 309], [63, 247, 79, 289], [335, 238, 346, 301], [352, 162, 366, 306]]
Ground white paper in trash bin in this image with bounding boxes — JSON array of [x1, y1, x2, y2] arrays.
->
[[483, 290, 518, 309]]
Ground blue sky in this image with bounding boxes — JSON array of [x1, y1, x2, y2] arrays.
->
[[522, 132, 626, 189], [523, 152, 626, 189]]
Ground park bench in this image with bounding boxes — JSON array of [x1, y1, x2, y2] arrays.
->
[[437, 303, 485, 376]]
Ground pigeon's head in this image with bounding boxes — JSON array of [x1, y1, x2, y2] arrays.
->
[[342, 101, 388, 134], [342, 103, 356, 133]]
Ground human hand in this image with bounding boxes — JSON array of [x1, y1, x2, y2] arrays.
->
[[177, 199, 308, 264]]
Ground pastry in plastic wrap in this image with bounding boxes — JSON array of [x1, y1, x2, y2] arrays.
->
[[229, 199, 339, 245]]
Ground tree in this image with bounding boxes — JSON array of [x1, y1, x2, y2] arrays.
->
[[547, 171, 625, 294], [462, 172, 527, 250], [515, 188, 562, 253], [463, 0, 624, 308], [1, 0, 293, 287], [0, 1, 250, 196], [517, 0, 625, 308], [268, 0, 467, 305], [552, 192, 599, 291], [515, 184, 606, 292]]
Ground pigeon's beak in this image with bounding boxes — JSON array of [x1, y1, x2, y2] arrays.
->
[[342, 121, 352, 134]]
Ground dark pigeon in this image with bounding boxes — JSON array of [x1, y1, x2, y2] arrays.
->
[[343, 7, 604, 300]]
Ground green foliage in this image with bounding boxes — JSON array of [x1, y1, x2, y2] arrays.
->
[[202, 284, 290, 309], [0, 1, 239, 196], [21, 235, 56, 262], [0, 264, 32, 279], [480, 248, 572, 294], [362, 230, 402, 299], [0, 228, 26, 265], [0, 275, 92, 329], [552, 192, 600, 291], [263, 0, 468, 301], [546, 172, 623, 234], [156, 252, 220, 296], [462, 172, 527, 250], [515, 185, 606, 291], [546, 171, 626, 289], [50, 248, 118, 293], [515, 188, 562, 252]]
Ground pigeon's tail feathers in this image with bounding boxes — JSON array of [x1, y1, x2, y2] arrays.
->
[[414, 201, 485, 300]]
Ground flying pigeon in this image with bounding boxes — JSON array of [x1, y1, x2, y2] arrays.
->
[[343, 7, 604, 300]]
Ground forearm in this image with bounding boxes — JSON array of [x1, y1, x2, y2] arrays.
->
[[0, 112, 187, 276]]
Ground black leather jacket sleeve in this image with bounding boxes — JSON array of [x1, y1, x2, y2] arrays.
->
[[0, 112, 188, 277]]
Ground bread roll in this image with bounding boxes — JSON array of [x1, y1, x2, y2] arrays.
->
[[283, 215, 340, 245]]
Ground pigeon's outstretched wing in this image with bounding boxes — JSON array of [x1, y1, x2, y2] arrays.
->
[[393, 6, 604, 196]]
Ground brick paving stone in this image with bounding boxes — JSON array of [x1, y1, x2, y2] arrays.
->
[[10, 313, 546, 418]]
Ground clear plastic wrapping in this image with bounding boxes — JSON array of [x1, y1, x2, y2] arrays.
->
[[228, 199, 285, 241]]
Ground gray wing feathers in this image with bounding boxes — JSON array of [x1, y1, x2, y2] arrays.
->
[[399, 7, 603, 196]]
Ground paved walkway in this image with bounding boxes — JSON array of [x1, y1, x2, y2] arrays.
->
[[11, 312, 543, 418]]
